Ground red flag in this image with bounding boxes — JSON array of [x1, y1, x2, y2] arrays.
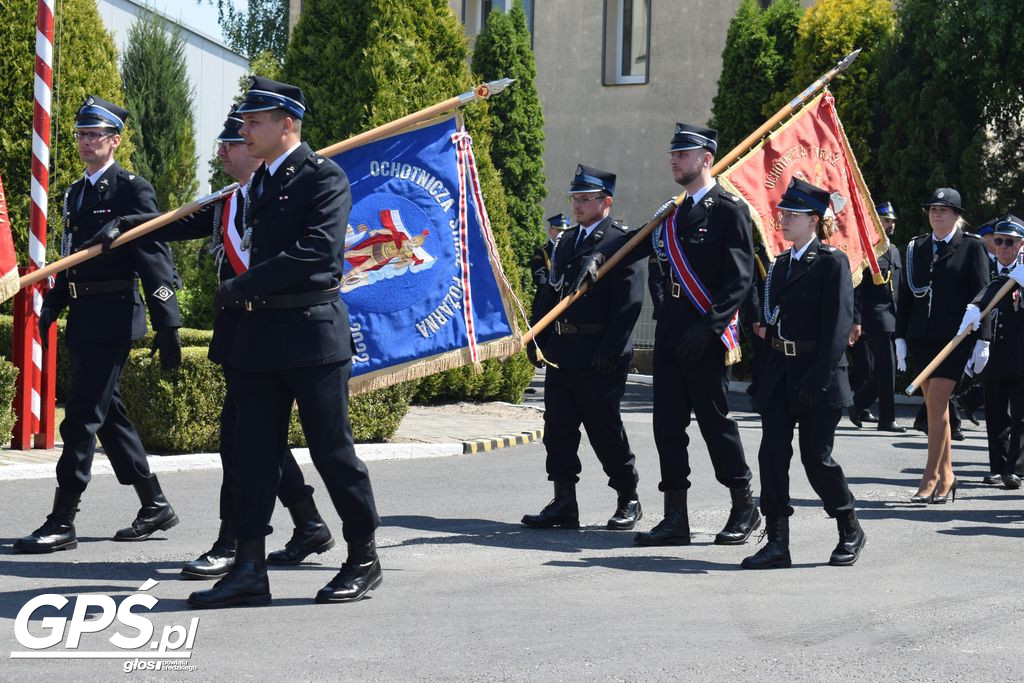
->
[[0, 173, 19, 301], [718, 91, 887, 285]]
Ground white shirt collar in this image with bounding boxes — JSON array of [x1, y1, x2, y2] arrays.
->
[[790, 237, 814, 262], [578, 219, 602, 239], [932, 227, 957, 244], [689, 180, 716, 205], [266, 141, 302, 177], [85, 158, 116, 185]]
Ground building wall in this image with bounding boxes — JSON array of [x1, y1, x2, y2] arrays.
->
[[97, 0, 250, 199]]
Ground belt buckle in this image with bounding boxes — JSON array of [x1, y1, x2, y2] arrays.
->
[[671, 281, 681, 299], [68, 282, 78, 299], [783, 340, 796, 357]]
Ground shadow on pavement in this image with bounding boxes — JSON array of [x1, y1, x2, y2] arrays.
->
[[544, 555, 762, 573]]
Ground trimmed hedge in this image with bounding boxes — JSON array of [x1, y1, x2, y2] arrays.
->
[[0, 357, 18, 439], [412, 353, 534, 405]]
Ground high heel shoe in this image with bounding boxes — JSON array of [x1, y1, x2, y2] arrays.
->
[[910, 489, 936, 504], [933, 478, 958, 504]]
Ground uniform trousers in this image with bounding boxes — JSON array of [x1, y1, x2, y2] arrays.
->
[[652, 341, 751, 491], [852, 331, 897, 424], [542, 365, 638, 492], [757, 382, 855, 518], [57, 341, 151, 495], [231, 359, 379, 543], [219, 366, 314, 520], [983, 377, 1024, 477]]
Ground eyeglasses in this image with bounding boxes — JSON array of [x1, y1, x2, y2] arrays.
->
[[993, 237, 1021, 247], [568, 195, 606, 205], [73, 131, 115, 142]]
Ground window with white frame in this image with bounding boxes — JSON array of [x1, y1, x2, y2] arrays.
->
[[604, 0, 651, 85]]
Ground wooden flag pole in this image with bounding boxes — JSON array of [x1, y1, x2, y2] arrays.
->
[[521, 49, 863, 346], [10, 79, 515, 299], [904, 277, 1018, 395]]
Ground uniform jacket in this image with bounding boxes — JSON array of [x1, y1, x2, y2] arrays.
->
[[896, 230, 991, 342], [45, 162, 181, 348], [853, 242, 901, 333], [643, 184, 754, 347], [531, 215, 643, 371], [756, 239, 854, 414], [218, 141, 353, 372], [974, 272, 1024, 380]]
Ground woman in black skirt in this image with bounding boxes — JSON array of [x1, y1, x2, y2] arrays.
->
[[895, 188, 991, 503]]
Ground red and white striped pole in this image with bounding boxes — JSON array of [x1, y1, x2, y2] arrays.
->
[[13, 0, 56, 448]]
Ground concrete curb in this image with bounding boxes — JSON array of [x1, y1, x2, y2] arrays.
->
[[463, 428, 543, 455]]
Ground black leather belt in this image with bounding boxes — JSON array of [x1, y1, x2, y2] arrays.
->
[[553, 320, 607, 335], [769, 336, 818, 356], [222, 287, 340, 311], [68, 279, 137, 299]]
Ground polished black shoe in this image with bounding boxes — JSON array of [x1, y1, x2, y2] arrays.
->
[[13, 488, 80, 554], [522, 482, 580, 529], [932, 478, 959, 504], [859, 408, 878, 423], [877, 422, 907, 433], [829, 510, 866, 566], [714, 485, 761, 545], [847, 406, 863, 428], [181, 520, 236, 580], [951, 426, 965, 442], [267, 496, 335, 565], [188, 538, 270, 609], [114, 475, 179, 541], [983, 473, 1004, 486], [952, 394, 979, 426], [1004, 474, 1022, 490], [316, 536, 383, 604], [607, 490, 642, 530], [741, 516, 791, 569], [634, 489, 690, 546]]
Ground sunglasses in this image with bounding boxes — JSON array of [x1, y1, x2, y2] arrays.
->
[[993, 237, 1021, 247]]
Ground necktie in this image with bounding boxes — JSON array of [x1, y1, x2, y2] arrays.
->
[[786, 256, 797, 280], [1002, 266, 1011, 275], [934, 239, 949, 258], [77, 180, 97, 210], [681, 196, 694, 214], [576, 228, 588, 249]]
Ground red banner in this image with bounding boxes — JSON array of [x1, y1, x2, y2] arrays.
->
[[718, 91, 887, 285], [0, 173, 20, 301]]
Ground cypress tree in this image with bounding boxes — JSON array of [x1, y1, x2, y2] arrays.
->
[[121, 14, 204, 325], [0, 0, 133, 262], [471, 1, 546, 292]]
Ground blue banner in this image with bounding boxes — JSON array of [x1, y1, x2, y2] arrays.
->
[[331, 115, 518, 391]]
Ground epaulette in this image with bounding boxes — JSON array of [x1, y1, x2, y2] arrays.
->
[[820, 244, 837, 253], [720, 191, 740, 204], [309, 152, 327, 167], [611, 220, 628, 232], [963, 231, 983, 240]]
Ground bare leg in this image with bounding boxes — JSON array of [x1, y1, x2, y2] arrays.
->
[[919, 378, 956, 496]]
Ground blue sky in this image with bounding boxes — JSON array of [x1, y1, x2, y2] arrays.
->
[[142, 0, 229, 44]]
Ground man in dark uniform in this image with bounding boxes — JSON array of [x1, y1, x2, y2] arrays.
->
[[529, 213, 571, 288], [187, 77, 380, 608], [633, 123, 759, 548], [13, 96, 183, 554], [522, 165, 645, 531], [847, 201, 905, 432], [958, 215, 1024, 488], [93, 107, 335, 579]]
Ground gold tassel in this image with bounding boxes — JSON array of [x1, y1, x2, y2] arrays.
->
[[725, 347, 743, 367]]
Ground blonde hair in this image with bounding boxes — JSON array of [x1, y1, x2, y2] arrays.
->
[[813, 213, 837, 241], [954, 216, 968, 232]]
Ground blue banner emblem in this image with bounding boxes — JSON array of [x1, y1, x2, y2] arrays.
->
[[332, 115, 518, 389]]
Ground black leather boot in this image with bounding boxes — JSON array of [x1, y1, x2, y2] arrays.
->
[[267, 495, 335, 565], [181, 519, 236, 580], [521, 482, 580, 529], [13, 488, 80, 554], [315, 535, 383, 604], [714, 485, 762, 545], [633, 489, 690, 546], [187, 537, 271, 609], [114, 475, 179, 541], [741, 516, 791, 569], [829, 510, 866, 566], [607, 489, 642, 530]]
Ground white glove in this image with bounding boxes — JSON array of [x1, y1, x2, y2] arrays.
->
[[895, 338, 907, 373], [1009, 263, 1024, 288], [957, 304, 982, 336], [969, 339, 990, 375]]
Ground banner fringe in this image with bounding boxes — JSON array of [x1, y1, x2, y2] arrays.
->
[[0, 267, 20, 304]]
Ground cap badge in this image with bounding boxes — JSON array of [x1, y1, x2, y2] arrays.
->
[[937, 191, 945, 199], [575, 164, 583, 176]]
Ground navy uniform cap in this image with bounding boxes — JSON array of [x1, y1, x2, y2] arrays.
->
[[216, 105, 245, 143], [670, 122, 718, 155], [921, 187, 963, 213], [875, 201, 896, 219], [975, 217, 998, 236], [75, 95, 128, 132], [569, 164, 616, 196], [776, 177, 831, 217], [546, 213, 571, 230], [236, 76, 307, 120], [994, 213, 1024, 238]]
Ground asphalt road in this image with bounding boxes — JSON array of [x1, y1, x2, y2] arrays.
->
[[1, 383, 1020, 681]]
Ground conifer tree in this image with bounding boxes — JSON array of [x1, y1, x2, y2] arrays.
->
[[471, 1, 546, 291]]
